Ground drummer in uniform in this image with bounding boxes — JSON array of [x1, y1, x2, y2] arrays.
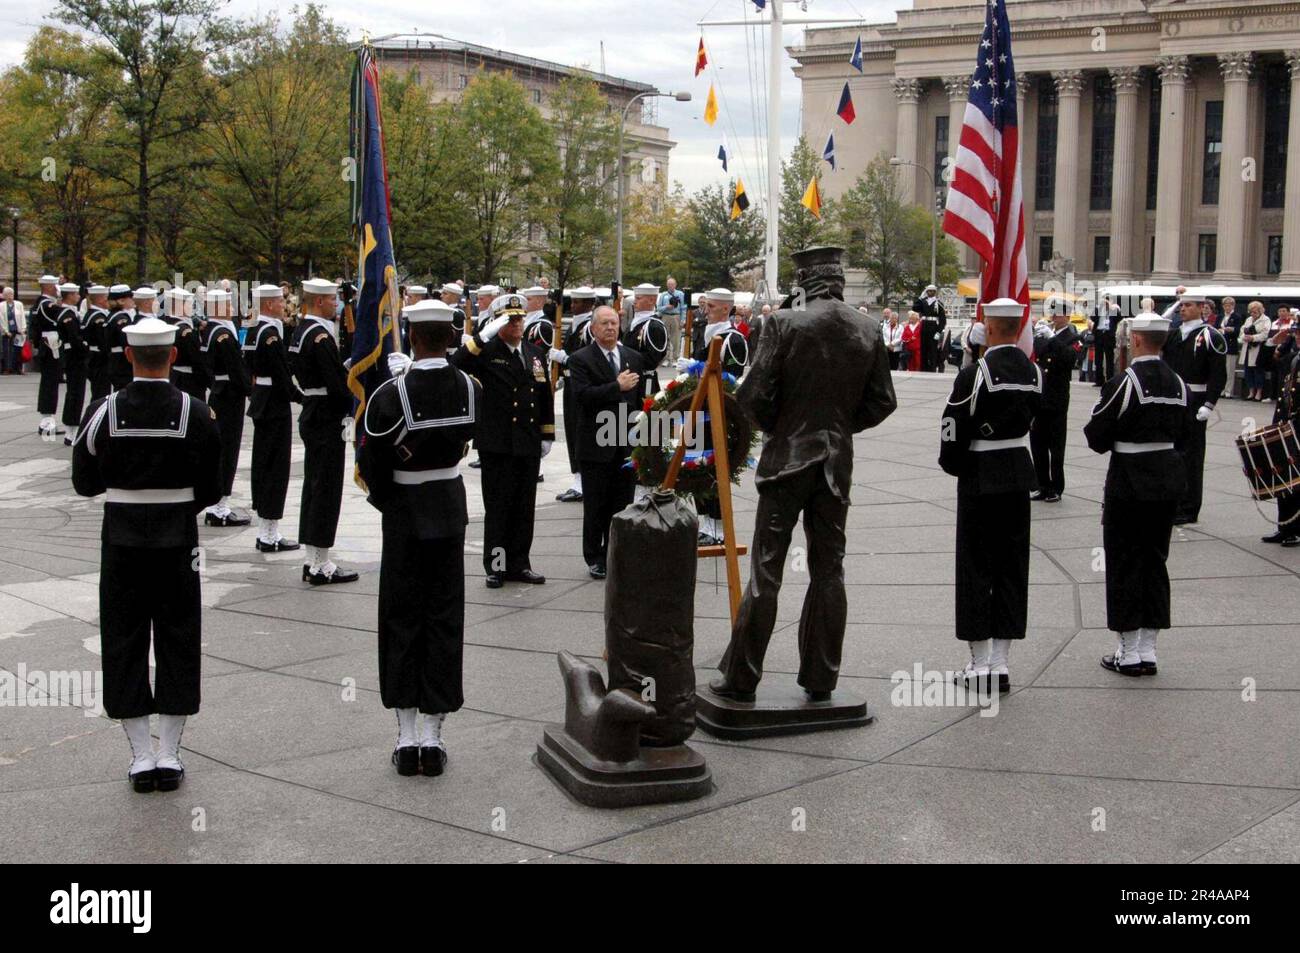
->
[[361, 299, 480, 777], [547, 286, 597, 503], [1084, 310, 1190, 675], [244, 285, 300, 552], [289, 277, 358, 585], [71, 317, 223, 792], [1160, 292, 1227, 525], [1262, 320, 1300, 547], [200, 288, 252, 527], [939, 299, 1042, 694], [84, 285, 113, 402]]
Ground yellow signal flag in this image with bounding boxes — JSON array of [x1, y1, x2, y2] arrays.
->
[[800, 175, 823, 219], [703, 83, 719, 126], [730, 178, 750, 220]]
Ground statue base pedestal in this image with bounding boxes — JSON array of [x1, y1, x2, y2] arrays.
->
[[536, 726, 713, 808], [694, 674, 873, 739]]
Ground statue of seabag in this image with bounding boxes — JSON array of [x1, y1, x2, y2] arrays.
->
[[699, 245, 897, 737]]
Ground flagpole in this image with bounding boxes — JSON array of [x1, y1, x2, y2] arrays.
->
[[764, 1, 782, 297]]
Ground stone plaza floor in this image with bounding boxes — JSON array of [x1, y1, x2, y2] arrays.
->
[[1, 367, 1297, 864]]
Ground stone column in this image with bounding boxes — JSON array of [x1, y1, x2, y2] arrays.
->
[[1152, 55, 1190, 280], [893, 77, 922, 204], [1108, 67, 1142, 279], [1282, 51, 1300, 281], [1016, 73, 1031, 164], [1051, 70, 1085, 269], [944, 75, 970, 267], [1214, 52, 1253, 280], [1018, 74, 1035, 270]]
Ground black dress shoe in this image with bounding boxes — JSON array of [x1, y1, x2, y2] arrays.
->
[[255, 537, 300, 553], [1029, 490, 1046, 501], [1041, 493, 1062, 503], [1100, 654, 1144, 677], [1283, 537, 1300, 548], [154, 766, 184, 792], [392, 746, 419, 776], [707, 677, 756, 703], [536, 473, 544, 483], [1140, 661, 1158, 676], [484, 573, 504, 589], [506, 569, 546, 584], [588, 564, 606, 579], [63, 436, 74, 447], [205, 511, 251, 527], [556, 488, 583, 502], [419, 746, 447, 777], [468, 458, 482, 469], [305, 565, 359, 586], [1172, 515, 1195, 526], [130, 769, 156, 793]]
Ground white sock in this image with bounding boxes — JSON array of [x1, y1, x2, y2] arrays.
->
[[267, 519, 281, 542], [121, 716, 155, 774], [258, 517, 271, 542], [990, 638, 1012, 674], [967, 639, 992, 671], [571, 473, 582, 492], [420, 712, 446, 749], [1115, 631, 1141, 667], [308, 546, 327, 570], [217, 496, 231, 517], [67, 426, 78, 442], [396, 708, 418, 748], [39, 415, 52, 431], [156, 714, 186, 771], [1137, 628, 1158, 664]]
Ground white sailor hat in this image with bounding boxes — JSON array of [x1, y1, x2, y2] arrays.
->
[[1129, 311, 1171, 333], [302, 277, 338, 295], [440, 282, 463, 296], [982, 298, 1026, 319], [495, 294, 527, 316], [924, 283, 938, 293], [475, 284, 500, 298], [124, 316, 177, 347], [705, 287, 734, 303], [520, 285, 546, 298], [406, 284, 428, 296], [87, 284, 108, 296], [38, 274, 58, 285], [253, 283, 282, 298], [631, 282, 660, 296], [568, 286, 596, 299], [133, 286, 157, 300], [108, 284, 132, 298], [1179, 292, 1208, 304], [57, 282, 79, 294], [163, 286, 193, 300], [403, 299, 455, 323], [206, 288, 231, 303]]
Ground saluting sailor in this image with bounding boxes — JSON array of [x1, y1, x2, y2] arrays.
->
[[938, 299, 1042, 694], [71, 317, 223, 793], [1160, 292, 1227, 525], [31, 274, 68, 438], [55, 282, 89, 446], [200, 287, 252, 527], [289, 277, 358, 585], [84, 285, 113, 402], [1084, 309, 1190, 677], [362, 299, 480, 777], [103, 285, 136, 391], [547, 285, 598, 503], [244, 284, 300, 553]]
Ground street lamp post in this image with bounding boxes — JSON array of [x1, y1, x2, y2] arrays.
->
[[615, 89, 691, 286], [7, 208, 19, 296], [889, 157, 939, 289]]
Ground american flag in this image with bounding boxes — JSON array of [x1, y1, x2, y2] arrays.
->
[[942, 0, 1030, 352]]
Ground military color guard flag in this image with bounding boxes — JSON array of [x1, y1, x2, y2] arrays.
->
[[730, 179, 750, 220], [823, 132, 836, 171], [704, 83, 719, 126], [849, 35, 863, 72], [695, 37, 708, 77], [801, 176, 823, 220], [837, 82, 856, 124]]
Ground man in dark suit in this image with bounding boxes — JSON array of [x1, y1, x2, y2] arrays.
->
[[1089, 294, 1119, 387], [1030, 299, 1080, 502], [1219, 295, 1243, 399], [710, 246, 897, 703], [567, 305, 647, 579], [452, 294, 554, 587]]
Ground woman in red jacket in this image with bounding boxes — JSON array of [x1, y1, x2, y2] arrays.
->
[[900, 310, 923, 371]]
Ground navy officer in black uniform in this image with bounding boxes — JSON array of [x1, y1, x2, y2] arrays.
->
[[289, 277, 358, 584], [245, 284, 300, 552], [72, 317, 223, 793], [1160, 292, 1227, 525], [451, 293, 554, 588], [939, 299, 1042, 694], [1085, 310, 1190, 676], [1029, 297, 1080, 503], [362, 299, 480, 777]]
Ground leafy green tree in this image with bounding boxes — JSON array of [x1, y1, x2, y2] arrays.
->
[[619, 181, 690, 288], [777, 135, 836, 288], [678, 180, 763, 290]]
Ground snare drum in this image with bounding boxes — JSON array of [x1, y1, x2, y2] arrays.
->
[[1236, 422, 1300, 501]]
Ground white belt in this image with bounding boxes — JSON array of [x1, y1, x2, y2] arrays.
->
[[110, 346, 123, 353], [392, 466, 460, 485], [42, 331, 60, 346], [254, 376, 273, 386], [1187, 383, 1207, 392], [173, 365, 193, 373], [970, 435, 1031, 452], [214, 374, 230, 381], [300, 386, 327, 396], [105, 487, 195, 504], [1114, 441, 1175, 454], [88, 345, 101, 352]]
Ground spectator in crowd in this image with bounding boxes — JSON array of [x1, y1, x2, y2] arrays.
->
[[1265, 306, 1295, 401], [2, 286, 26, 374], [1220, 296, 1243, 398], [656, 277, 686, 363], [882, 308, 903, 370], [900, 310, 923, 371], [1239, 301, 1271, 402]]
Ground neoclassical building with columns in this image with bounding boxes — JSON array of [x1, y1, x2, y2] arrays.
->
[[791, 0, 1300, 286]]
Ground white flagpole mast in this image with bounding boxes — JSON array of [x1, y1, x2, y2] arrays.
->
[[764, 0, 783, 297]]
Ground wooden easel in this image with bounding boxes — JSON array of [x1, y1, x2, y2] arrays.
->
[[658, 334, 747, 625]]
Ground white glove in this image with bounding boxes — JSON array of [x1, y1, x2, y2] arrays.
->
[[540, 440, 552, 458], [675, 357, 692, 372], [387, 352, 413, 377], [460, 333, 475, 348], [1196, 404, 1213, 422], [548, 347, 567, 365], [479, 315, 510, 341]]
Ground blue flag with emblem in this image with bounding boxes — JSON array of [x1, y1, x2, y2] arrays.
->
[[823, 132, 836, 171], [348, 43, 399, 486], [849, 35, 863, 72]]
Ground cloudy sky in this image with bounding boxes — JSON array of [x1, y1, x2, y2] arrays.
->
[[3, 0, 909, 200]]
